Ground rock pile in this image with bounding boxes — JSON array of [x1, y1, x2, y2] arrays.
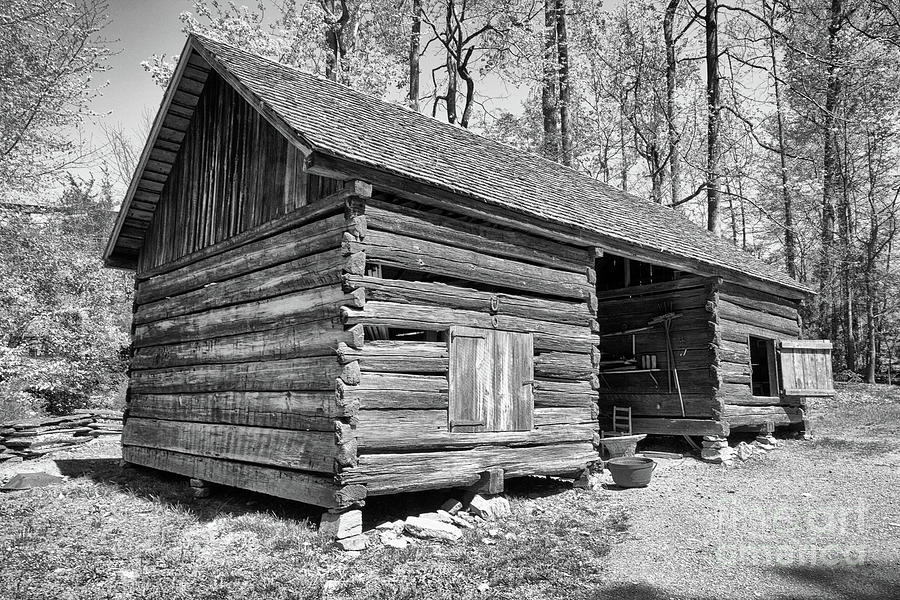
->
[[321, 493, 512, 552], [0, 411, 123, 462], [699, 434, 779, 466]]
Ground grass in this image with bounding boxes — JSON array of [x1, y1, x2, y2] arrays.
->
[[1, 382, 897, 600], [0, 449, 627, 600]]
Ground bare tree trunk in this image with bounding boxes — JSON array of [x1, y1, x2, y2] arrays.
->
[[542, 1, 559, 160], [726, 181, 738, 244], [619, 113, 629, 191], [838, 147, 856, 372], [556, 0, 572, 166], [664, 0, 680, 206], [408, 0, 422, 110], [865, 270, 877, 383], [324, 0, 350, 81], [819, 0, 843, 339], [458, 48, 476, 127], [766, 0, 797, 278], [444, 1, 458, 124], [705, 0, 720, 233]]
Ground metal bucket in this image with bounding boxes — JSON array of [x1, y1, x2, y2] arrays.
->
[[606, 456, 657, 488]]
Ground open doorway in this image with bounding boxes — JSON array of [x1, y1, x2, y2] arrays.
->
[[749, 336, 779, 397]]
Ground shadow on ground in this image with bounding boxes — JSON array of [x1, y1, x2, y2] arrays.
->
[[52, 457, 322, 524], [52, 457, 576, 529], [589, 563, 900, 600]]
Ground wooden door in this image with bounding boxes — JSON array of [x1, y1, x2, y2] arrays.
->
[[449, 327, 534, 433], [779, 340, 835, 396]]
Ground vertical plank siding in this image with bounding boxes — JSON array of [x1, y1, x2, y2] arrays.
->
[[122, 71, 361, 506], [137, 70, 334, 273]]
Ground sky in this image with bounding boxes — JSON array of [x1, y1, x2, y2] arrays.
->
[[87, 0, 189, 147], [83, 0, 623, 196]]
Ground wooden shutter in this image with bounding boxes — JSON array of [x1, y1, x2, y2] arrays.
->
[[779, 340, 835, 396], [449, 327, 534, 433]]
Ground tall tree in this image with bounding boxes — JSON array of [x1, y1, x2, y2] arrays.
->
[[818, 0, 845, 339], [764, 0, 797, 278], [705, 0, 721, 233], [408, 0, 423, 109], [663, 0, 681, 205], [556, 0, 572, 165], [541, 1, 559, 158], [0, 0, 112, 192]]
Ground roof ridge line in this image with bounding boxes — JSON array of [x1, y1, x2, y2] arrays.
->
[[188, 33, 623, 186]]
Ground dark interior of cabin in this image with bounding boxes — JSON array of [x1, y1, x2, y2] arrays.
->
[[595, 253, 680, 291], [750, 336, 776, 397]]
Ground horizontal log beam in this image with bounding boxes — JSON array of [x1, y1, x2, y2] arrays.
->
[[134, 285, 360, 348], [128, 390, 357, 431], [533, 352, 594, 381], [336, 340, 449, 373], [135, 248, 363, 324], [344, 275, 593, 327], [122, 446, 365, 509], [123, 418, 355, 474], [630, 417, 728, 436], [597, 392, 719, 418], [136, 211, 358, 304], [339, 442, 598, 494], [718, 300, 801, 337], [366, 199, 591, 273], [345, 373, 449, 409], [130, 357, 360, 394], [343, 301, 598, 353], [358, 230, 592, 300], [132, 322, 363, 370]]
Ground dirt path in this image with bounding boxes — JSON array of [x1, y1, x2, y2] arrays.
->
[[594, 385, 900, 600]]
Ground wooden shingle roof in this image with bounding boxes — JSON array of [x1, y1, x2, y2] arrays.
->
[[106, 34, 809, 298]]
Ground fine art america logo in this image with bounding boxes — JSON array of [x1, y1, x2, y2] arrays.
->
[[713, 496, 868, 567]]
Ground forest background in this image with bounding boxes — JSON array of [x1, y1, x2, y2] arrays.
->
[[2, 0, 898, 419]]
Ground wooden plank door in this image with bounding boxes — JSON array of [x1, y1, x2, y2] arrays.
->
[[779, 339, 835, 396], [449, 327, 534, 433]]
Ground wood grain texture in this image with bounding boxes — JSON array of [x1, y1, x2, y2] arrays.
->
[[133, 286, 357, 348], [780, 341, 834, 396], [123, 418, 354, 473], [349, 373, 449, 409], [449, 327, 534, 433], [343, 301, 597, 353], [138, 70, 344, 271], [630, 417, 727, 436], [343, 275, 593, 327], [339, 442, 598, 494], [130, 356, 359, 394], [336, 340, 449, 373], [365, 199, 591, 273], [137, 213, 354, 305], [128, 390, 357, 430], [122, 446, 365, 508], [359, 230, 592, 300], [135, 247, 359, 324], [132, 321, 363, 370]]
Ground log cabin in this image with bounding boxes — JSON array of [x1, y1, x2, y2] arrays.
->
[[105, 34, 833, 510]]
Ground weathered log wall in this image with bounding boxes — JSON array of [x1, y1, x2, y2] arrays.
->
[[711, 280, 806, 431], [123, 185, 366, 508], [137, 70, 339, 272], [595, 277, 725, 436], [337, 198, 600, 495]]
